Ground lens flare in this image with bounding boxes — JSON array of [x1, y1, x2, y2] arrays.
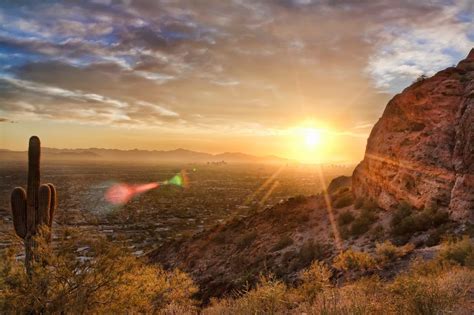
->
[[104, 170, 190, 205], [105, 182, 159, 205], [165, 170, 189, 188]]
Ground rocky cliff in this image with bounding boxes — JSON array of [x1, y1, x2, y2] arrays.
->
[[353, 49, 474, 221]]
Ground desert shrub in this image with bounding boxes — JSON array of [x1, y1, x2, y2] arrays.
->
[[362, 199, 378, 211], [288, 195, 306, 205], [333, 193, 353, 209], [237, 231, 258, 249], [390, 202, 413, 234], [437, 236, 474, 267], [390, 202, 450, 240], [310, 276, 386, 314], [333, 249, 376, 272], [295, 212, 310, 224], [327, 176, 351, 195], [271, 235, 294, 252], [370, 224, 385, 241], [203, 275, 291, 315], [431, 208, 450, 226], [338, 210, 355, 226], [375, 241, 414, 265], [414, 74, 428, 83], [350, 208, 378, 237], [339, 225, 350, 240], [425, 224, 449, 247], [213, 230, 228, 244], [282, 250, 296, 263], [204, 256, 473, 315], [296, 240, 328, 268], [407, 256, 450, 277], [389, 266, 474, 315], [0, 230, 197, 314], [465, 223, 474, 237], [354, 197, 364, 209], [298, 261, 332, 303]]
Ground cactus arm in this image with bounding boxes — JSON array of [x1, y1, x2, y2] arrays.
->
[[38, 184, 51, 226], [27, 136, 41, 233], [47, 183, 57, 227], [11, 187, 27, 239]]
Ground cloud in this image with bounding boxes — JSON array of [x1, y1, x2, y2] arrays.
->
[[1, 76, 127, 108], [353, 123, 375, 130], [0, 75, 180, 126], [135, 101, 179, 118], [0, 0, 472, 134], [366, 1, 474, 92], [0, 117, 16, 123]]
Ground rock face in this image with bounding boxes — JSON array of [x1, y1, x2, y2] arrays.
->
[[353, 49, 474, 222]]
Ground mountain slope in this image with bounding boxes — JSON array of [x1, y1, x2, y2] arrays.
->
[[0, 147, 289, 164], [150, 192, 338, 301], [150, 50, 473, 302]]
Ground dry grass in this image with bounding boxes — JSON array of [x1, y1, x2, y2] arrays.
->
[[333, 249, 376, 272], [375, 240, 414, 265], [203, 237, 474, 314]]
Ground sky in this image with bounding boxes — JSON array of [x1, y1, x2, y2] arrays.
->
[[0, 0, 473, 163]]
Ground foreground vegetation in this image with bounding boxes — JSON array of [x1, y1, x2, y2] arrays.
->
[[204, 237, 474, 314], [0, 229, 197, 314], [1, 229, 472, 314]]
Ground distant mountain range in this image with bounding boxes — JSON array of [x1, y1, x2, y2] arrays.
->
[[0, 147, 289, 164]]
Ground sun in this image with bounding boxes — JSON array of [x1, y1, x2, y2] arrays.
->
[[286, 125, 328, 162], [304, 128, 322, 148]]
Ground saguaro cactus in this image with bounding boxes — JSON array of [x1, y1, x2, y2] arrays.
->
[[10, 136, 57, 275]]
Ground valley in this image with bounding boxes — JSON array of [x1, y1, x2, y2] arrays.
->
[[0, 160, 353, 255]]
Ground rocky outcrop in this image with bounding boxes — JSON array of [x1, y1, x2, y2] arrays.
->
[[353, 49, 474, 221], [327, 175, 352, 195]]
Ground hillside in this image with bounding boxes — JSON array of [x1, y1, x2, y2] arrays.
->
[[150, 50, 474, 302]]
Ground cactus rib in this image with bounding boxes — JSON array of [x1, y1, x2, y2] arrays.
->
[[11, 187, 27, 239], [38, 184, 51, 226]]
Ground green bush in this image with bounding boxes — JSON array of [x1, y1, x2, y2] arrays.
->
[[354, 197, 364, 209], [362, 199, 378, 211], [237, 231, 258, 249], [296, 240, 328, 268], [390, 203, 450, 240], [271, 235, 294, 252], [288, 195, 307, 205], [437, 236, 474, 267], [465, 223, 474, 237], [338, 210, 355, 226], [350, 208, 378, 237], [295, 213, 310, 224], [370, 224, 385, 241], [213, 230, 228, 244], [425, 225, 450, 247], [333, 193, 354, 209]]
